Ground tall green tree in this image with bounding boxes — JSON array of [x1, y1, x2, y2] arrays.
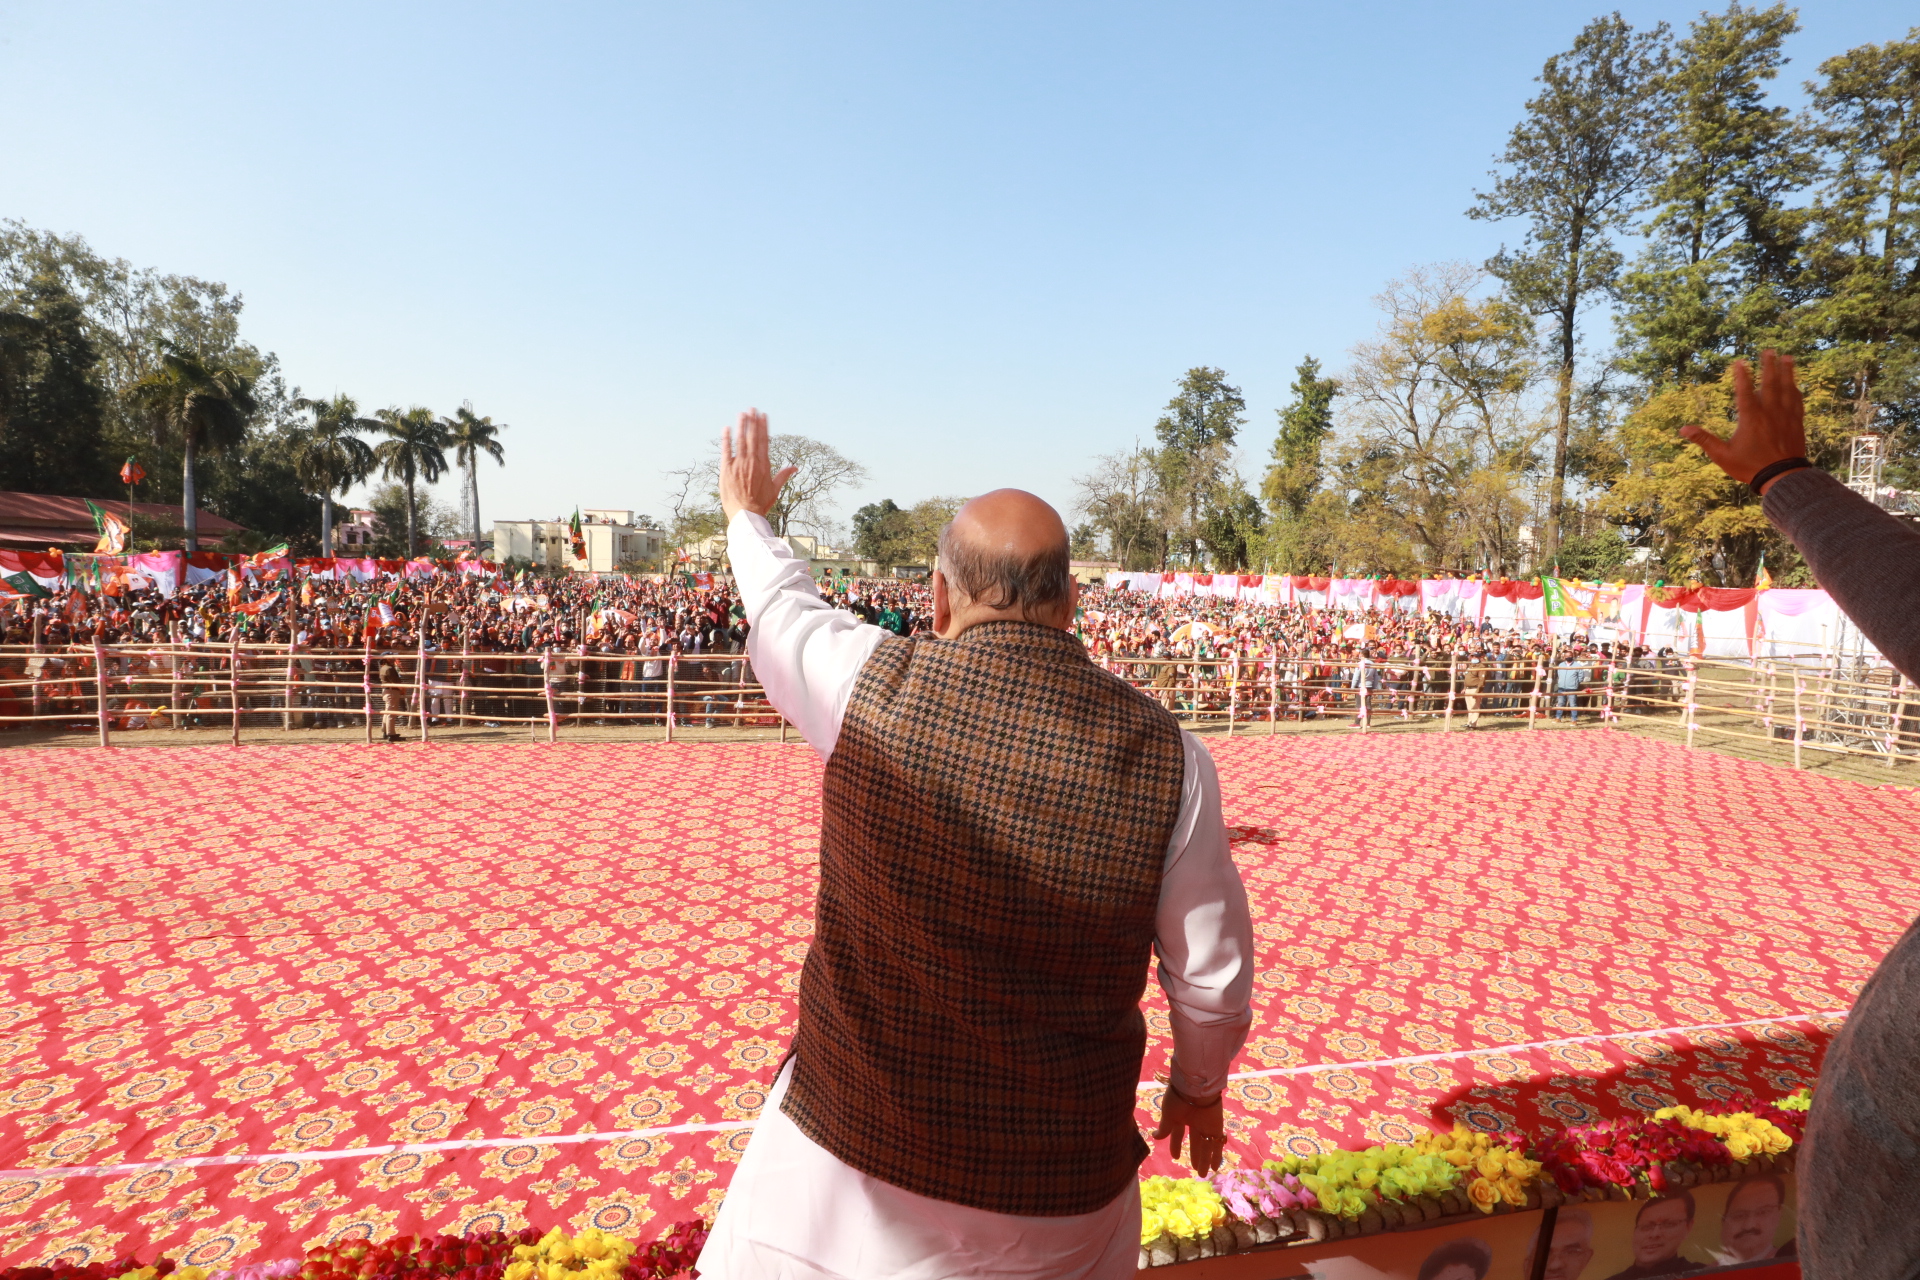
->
[[1262, 356, 1338, 518], [0, 272, 112, 497], [851, 498, 910, 564], [1617, 4, 1814, 385], [291, 394, 376, 553], [1795, 27, 1920, 440], [443, 402, 507, 545], [1258, 356, 1341, 574], [129, 347, 258, 552], [372, 406, 450, 557], [1471, 13, 1670, 556], [1153, 367, 1245, 567]]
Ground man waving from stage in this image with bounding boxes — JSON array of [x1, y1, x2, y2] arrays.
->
[[700, 410, 1254, 1280]]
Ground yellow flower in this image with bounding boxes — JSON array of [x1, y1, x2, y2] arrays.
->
[[1475, 1152, 1505, 1181], [504, 1262, 535, 1280], [1496, 1177, 1528, 1206], [1467, 1178, 1500, 1213]]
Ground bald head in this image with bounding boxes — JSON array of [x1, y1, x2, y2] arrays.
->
[[935, 489, 1074, 629]]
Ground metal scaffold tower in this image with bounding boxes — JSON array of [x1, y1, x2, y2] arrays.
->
[[1848, 433, 1888, 506]]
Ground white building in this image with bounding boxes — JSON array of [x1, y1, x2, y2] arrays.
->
[[336, 509, 377, 551], [683, 530, 876, 578], [493, 511, 665, 573]]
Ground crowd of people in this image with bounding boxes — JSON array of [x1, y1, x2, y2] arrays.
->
[[0, 569, 1683, 731]]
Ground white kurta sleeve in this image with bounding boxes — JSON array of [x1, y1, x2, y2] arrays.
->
[[1154, 731, 1255, 1100], [727, 510, 886, 760]]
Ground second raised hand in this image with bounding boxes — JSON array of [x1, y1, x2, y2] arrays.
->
[[720, 408, 798, 522]]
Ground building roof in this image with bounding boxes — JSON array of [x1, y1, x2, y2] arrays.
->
[[0, 491, 247, 549]]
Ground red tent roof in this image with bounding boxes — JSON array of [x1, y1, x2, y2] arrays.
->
[[0, 491, 247, 549]]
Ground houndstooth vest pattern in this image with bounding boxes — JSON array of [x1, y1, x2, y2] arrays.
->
[[782, 620, 1187, 1216]]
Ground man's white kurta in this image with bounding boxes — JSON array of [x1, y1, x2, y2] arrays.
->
[[700, 512, 1255, 1280]]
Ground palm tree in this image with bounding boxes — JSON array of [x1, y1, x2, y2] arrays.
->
[[291, 394, 376, 554], [372, 406, 450, 557], [442, 402, 507, 546], [129, 347, 258, 553]]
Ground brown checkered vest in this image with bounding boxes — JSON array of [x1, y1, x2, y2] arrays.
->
[[781, 620, 1186, 1215]]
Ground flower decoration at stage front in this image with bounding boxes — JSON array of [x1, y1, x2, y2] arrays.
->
[[1411, 1125, 1540, 1214], [5, 1262, 214, 1280], [1652, 1105, 1794, 1162], [1676, 1089, 1809, 1145], [1266, 1144, 1462, 1219], [303, 1230, 536, 1280], [1209, 1164, 1317, 1223], [624, 1221, 710, 1280], [1139, 1175, 1228, 1246], [503, 1228, 636, 1280], [1777, 1086, 1813, 1113], [1531, 1117, 1732, 1197]]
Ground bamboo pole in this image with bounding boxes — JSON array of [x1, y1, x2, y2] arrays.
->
[[1358, 657, 1370, 734], [1269, 653, 1279, 734], [229, 630, 242, 746], [459, 629, 472, 725], [1528, 654, 1543, 730], [363, 630, 375, 746], [92, 640, 111, 748], [283, 633, 299, 730], [1792, 671, 1804, 770], [664, 652, 676, 743], [1443, 653, 1456, 732], [1227, 651, 1238, 737], [1889, 674, 1909, 769], [1684, 659, 1700, 751], [417, 629, 430, 743], [169, 628, 182, 728], [543, 646, 558, 744]]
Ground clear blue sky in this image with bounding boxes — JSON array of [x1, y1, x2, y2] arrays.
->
[[1, 1, 1910, 536]]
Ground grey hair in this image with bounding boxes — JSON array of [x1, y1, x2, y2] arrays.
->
[[936, 520, 1072, 613]]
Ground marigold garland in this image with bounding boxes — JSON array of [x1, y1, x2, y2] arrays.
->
[[1653, 1106, 1794, 1161], [1139, 1175, 1227, 1246], [1411, 1125, 1542, 1214]]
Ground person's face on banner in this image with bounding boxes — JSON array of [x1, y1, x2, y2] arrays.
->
[[1722, 1180, 1785, 1261], [1539, 1218, 1594, 1279], [1632, 1198, 1693, 1264]]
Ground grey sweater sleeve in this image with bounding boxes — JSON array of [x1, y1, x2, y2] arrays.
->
[[1775, 465, 1920, 1278], [1762, 466, 1920, 683]]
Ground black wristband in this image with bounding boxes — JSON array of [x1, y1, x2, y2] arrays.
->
[[1749, 457, 1812, 496]]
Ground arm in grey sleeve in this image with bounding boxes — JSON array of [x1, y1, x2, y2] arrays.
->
[[1763, 467, 1920, 683], [1154, 732, 1255, 1099]]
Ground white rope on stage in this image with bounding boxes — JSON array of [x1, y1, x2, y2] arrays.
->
[[1, 1008, 1845, 1184]]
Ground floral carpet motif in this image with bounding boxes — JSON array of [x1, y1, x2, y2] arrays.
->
[[0, 732, 1913, 1267]]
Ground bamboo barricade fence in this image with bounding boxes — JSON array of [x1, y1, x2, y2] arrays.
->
[[1, 642, 1915, 767]]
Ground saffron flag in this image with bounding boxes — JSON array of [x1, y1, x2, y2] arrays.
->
[[570, 509, 587, 561], [1540, 577, 1593, 619], [1755, 556, 1773, 591], [86, 501, 129, 554], [120, 457, 146, 486]]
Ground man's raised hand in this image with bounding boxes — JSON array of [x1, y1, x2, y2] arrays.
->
[[1678, 349, 1807, 490], [720, 409, 798, 523]]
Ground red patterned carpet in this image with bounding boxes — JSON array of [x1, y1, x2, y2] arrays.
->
[[1, 731, 1914, 1268]]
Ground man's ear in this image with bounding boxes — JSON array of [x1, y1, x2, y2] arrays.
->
[[1057, 576, 1081, 630], [933, 571, 953, 637]]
